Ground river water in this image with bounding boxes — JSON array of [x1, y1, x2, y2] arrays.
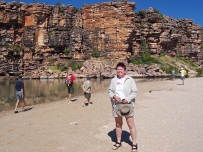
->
[[0, 77, 170, 112]]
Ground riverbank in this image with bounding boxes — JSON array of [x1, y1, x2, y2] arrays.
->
[[0, 77, 203, 152]]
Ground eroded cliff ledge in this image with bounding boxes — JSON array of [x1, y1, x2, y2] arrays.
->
[[0, 1, 202, 78]]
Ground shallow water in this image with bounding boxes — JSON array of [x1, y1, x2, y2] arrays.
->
[[0, 77, 170, 111]]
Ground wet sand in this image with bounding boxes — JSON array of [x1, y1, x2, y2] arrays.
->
[[0, 77, 203, 152]]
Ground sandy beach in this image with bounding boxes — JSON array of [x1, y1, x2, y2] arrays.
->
[[0, 77, 203, 152]]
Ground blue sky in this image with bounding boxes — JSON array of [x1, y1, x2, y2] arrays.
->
[[5, 0, 203, 27]]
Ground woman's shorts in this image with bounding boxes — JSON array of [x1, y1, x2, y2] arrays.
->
[[84, 93, 91, 100], [16, 91, 23, 100]]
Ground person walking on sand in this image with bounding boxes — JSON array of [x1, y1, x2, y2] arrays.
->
[[14, 76, 25, 113], [82, 76, 92, 107], [108, 62, 138, 152], [171, 69, 175, 80], [65, 71, 76, 103], [180, 67, 187, 85]]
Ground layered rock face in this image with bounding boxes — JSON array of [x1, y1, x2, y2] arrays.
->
[[133, 8, 203, 63], [78, 1, 135, 59], [0, 2, 78, 77], [0, 1, 202, 78]]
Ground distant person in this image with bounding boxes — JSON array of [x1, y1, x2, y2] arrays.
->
[[82, 76, 92, 107], [180, 67, 187, 85], [171, 69, 175, 80], [14, 76, 25, 113], [108, 62, 138, 152], [65, 71, 76, 103]]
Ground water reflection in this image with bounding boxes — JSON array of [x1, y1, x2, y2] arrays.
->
[[0, 77, 169, 111], [0, 78, 111, 111]]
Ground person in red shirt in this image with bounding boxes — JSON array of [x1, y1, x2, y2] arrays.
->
[[65, 71, 76, 103]]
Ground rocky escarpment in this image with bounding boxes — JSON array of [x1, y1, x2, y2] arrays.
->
[[0, 1, 202, 78], [134, 9, 203, 65]]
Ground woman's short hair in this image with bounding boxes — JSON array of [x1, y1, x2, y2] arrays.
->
[[116, 62, 126, 70]]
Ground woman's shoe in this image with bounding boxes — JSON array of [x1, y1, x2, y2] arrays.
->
[[131, 144, 138, 152], [112, 142, 122, 150]]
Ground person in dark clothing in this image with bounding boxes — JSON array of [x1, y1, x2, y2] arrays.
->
[[14, 76, 25, 113]]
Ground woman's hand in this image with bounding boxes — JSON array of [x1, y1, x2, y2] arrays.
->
[[113, 95, 121, 102], [122, 99, 128, 104]]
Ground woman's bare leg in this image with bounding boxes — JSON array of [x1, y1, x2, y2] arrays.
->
[[126, 116, 137, 145], [115, 116, 123, 143]]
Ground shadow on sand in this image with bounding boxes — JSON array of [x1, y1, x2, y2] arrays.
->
[[176, 83, 184, 85], [20, 107, 33, 113], [71, 99, 78, 102], [108, 129, 132, 146]]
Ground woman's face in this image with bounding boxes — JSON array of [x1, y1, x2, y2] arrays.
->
[[116, 66, 126, 78]]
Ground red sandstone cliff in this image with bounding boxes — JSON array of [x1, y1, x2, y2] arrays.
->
[[0, 1, 202, 78]]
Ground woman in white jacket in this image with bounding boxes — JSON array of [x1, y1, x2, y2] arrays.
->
[[108, 62, 138, 152]]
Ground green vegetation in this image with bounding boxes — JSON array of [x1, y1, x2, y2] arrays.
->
[[141, 21, 150, 26], [47, 60, 83, 73], [51, 30, 55, 35], [160, 50, 166, 56], [48, 57, 55, 63], [49, 61, 82, 72], [160, 65, 179, 74], [135, 10, 146, 17], [56, 2, 65, 14], [5, 43, 9, 49], [70, 7, 79, 13], [160, 55, 182, 72], [67, 59, 82, 71], [48, 66, 61, 74], [153, 8, 162, 15], [130, 51, 160, 65], [92, 50, 100, 58], [158, 55, 203, 76], [153, 8, 166, 22], [196, 68, 203, 76], [64, 48, 70, 55], [56, 2, 61, 6], [129, 50, 201, 76], [5, 43, 23, 55], [14, 72, 21, 77], [11, 45, 23, 53], [58, 60, 83, 71], [175, 56, 197, 68], [159, 55, 174, 64], [182, 22, 187, 26], [59, 7, 64, 14], [140, 40, 147, 49], [135, 23, 139, 28], [60, 66, 68, 71]]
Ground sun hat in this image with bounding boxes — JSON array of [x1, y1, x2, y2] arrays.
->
[[115, 103, 133, 116]]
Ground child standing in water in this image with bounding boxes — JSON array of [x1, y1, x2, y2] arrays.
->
[[82, 76, 92, 107]]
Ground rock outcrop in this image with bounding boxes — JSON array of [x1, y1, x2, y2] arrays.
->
[[0, 1, 202, 78]]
